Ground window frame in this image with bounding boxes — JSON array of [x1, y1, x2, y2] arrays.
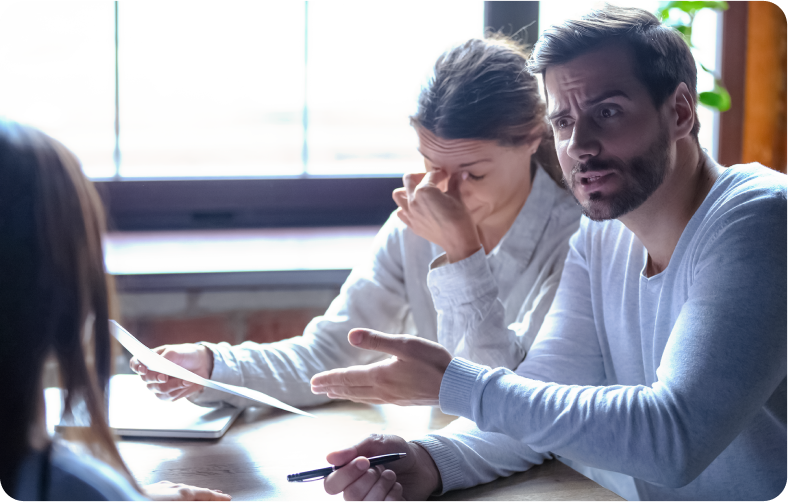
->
[[95, 2, 537, 231], [98, 176, 405, 230]]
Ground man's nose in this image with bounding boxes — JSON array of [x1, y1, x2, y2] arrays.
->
[[566, 117, 601, 161]]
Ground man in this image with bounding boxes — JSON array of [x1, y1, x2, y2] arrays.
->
[[310, 6, 787, 500]]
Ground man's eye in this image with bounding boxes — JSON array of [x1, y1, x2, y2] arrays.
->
[[600, 108, 618, 119], [467, 173, 485, 181], [556, 119, 568, 129]]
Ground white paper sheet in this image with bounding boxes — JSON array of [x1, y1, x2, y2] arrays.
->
[[110, 320, 315, 418]]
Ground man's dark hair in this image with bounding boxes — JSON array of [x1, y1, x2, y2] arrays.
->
[[412, 35, 562, 185], [528, 5, 700, 138]]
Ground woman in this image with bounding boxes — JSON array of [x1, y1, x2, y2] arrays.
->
[[132, 36, 581, 409], [0, 120, 231, 500]]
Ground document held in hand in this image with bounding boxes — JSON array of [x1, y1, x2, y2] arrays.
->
[[110, 320, 315, 418]]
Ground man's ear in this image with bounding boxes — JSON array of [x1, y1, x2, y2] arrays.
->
[[667, 82, 695, 141]]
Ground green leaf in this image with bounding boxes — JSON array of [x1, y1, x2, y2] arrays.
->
[[656, 0, 732, 112], [659, 1, 729, 16], [699, 89, 731, 112]]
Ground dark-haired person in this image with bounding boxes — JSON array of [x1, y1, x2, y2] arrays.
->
[[310, 6, 787, 501], [130, 37, 581, 409], [0, 120, 232, 500]]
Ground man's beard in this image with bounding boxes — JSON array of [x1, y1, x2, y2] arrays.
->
[[563, 130, 670, 221]]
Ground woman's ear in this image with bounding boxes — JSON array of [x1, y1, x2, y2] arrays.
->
[[527, 127, 544, 155], [530, 138, 542, 155], [668, 82, 695, 141]]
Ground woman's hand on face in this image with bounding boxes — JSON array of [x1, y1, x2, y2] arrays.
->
[[323, 435, 442, 501], [143, 480, 231, 501], [393, 170, 482, 263]]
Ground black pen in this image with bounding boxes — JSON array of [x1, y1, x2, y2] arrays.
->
[[287, 453, 407, 482]]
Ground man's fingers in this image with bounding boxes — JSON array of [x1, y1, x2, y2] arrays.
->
[[324, 387, 389, 404], [324, 457, 371, 496], [311, 361, 383, 390], [384, 482, 404, 501], [321, 385, 377, 398], [363, 469, 397, 501], [326, 446, 359, 467], [347, 328, 418, 359]]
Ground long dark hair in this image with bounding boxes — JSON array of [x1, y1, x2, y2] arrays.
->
[[411, 35, 562, 185], [0, 121, 136, 494]]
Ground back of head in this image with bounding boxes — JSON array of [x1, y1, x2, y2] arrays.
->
[[0, 120, 130, 494], [412, 35, 563, 184], [528, 4, 700, 138]]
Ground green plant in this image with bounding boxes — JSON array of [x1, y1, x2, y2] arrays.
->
[[657, 1, 731, 112]]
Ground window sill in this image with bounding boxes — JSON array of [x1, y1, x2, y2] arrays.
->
[[105, 226, 380, 291]]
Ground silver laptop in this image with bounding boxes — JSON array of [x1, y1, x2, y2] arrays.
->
[[47, 374, 242, 439]]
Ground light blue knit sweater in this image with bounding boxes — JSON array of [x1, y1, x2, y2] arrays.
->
[[418, 164, 787, 500]]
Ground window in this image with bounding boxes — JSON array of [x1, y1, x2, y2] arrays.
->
[[0, 2, 116, 178], [3, 1, 484, 180]]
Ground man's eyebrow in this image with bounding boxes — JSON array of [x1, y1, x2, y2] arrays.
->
[[584, 89, 630, 107], [548, 107, 569, 121], [417, 148, 431, 162], [547, 90, 631, 121]]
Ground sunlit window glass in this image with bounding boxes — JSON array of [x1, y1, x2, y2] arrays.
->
[[1, 2, 486, 180], [0, 1, 115, 178], [118, 1, 305, 178], [305, 1, 485, 176]]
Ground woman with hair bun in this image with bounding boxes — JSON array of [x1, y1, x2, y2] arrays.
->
[[0, 120, 231, 501], [131, 36, 581, 413]]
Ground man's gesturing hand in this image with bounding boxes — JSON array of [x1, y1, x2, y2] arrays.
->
[[130, 343, 214, 401], [323, 434, 442, 501], [392, 170, 482, 263], [310, 329, 452, 406]]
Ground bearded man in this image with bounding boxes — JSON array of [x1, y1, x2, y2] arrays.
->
[[310, 5, 787, 501]]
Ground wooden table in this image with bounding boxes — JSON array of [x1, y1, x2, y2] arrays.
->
[[117, 401, 623, 501]]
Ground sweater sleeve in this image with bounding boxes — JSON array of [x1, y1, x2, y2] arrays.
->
[[440, 192, 787, 488], [191, 215, 413, 408], [412, 418, 552, 495]]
